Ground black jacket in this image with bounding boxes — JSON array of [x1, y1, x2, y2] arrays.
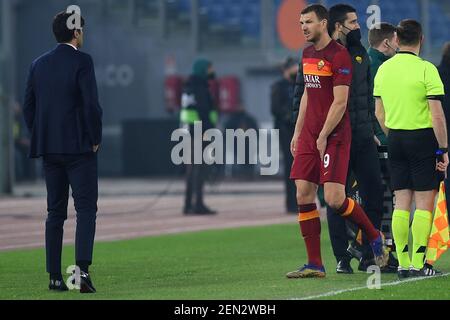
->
[[344, 40, 375, 142], [291, 62, 305, 125], [438, 60, 450, 139], [182, 75, 215, 131], [23, 44, 103, 158], [271, 78, 296, 126]]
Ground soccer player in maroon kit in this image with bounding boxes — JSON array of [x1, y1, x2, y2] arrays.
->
[[286, 4, 389, 278]]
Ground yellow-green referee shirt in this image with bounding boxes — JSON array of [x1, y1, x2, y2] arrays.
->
[[373, 52, 445, 130]]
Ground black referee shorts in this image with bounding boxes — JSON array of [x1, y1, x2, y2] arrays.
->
[[388, 128, 440, 192]]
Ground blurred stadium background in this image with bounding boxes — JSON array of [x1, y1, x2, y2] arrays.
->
[[0, 0, 449, 300], [0, 0, 448, 190]]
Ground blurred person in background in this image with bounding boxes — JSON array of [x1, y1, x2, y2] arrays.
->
[[180, 58, 218, 215], [326, 4, 396, 274], [223, 105, 258, 179], [271, 57, 298, 213], [368, 22, 399, 146], [13, 101, 32, 182], [438, 42, 450, 202], [23, 11, 102, 293]]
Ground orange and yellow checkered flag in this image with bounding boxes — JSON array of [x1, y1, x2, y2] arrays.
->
[[426, 182, 450, 265]]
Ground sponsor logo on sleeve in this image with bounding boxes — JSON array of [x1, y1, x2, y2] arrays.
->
[[338, 68, 351, 75]]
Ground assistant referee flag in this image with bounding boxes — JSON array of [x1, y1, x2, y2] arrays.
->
[[426, 182, 450, 265]]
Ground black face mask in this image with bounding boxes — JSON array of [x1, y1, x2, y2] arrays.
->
[[344, 27, 361, 45]]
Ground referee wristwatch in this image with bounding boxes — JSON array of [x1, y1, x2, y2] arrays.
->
[[436, 147, 448, 155]]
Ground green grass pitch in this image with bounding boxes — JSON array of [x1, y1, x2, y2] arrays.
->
[[0, 223, 449, 300]]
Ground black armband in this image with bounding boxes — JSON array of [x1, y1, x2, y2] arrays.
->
[[427, 95, 445, 102]]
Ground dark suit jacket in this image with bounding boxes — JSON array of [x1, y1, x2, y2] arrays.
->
[[23, 44, 103, 158]]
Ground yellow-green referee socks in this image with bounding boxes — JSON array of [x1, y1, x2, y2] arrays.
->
[[411, 210, 432, 269], [392, 210, 411, 269]]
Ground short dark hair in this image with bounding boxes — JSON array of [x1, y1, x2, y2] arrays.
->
[[301, 4, 329, 22], [396, 19, 422, 46], [52, 11, 85, 43], [368, 22, 396, 47], [328, 4, 356, 36]]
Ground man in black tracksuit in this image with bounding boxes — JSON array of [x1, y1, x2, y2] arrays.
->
[[326, 5, 394, 273], [271, 57, 299, 213]]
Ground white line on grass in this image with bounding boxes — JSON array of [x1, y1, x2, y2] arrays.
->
[[293, 273, 450, 300]]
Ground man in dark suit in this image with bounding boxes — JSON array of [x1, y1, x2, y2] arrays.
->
[[23, 11, 102, 293]]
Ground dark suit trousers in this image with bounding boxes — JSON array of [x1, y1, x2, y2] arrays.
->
[[184, 136, 206, 209], [43, 153, 98, 274]]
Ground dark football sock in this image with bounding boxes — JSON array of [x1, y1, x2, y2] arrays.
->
[[337, 198, 379, 242]]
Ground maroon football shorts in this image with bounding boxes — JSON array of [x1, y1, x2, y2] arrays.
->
[[290, 130, 351, 185]]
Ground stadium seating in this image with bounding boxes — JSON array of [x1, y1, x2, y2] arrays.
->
[[177, 0, 190, 13], [376, 0, 448, 47], [429, 1, 450, 47], [378, 0, 421, 23], [276, 0, 448, 48], [173, 0, 449, 47], [198, 0, 261, 38]]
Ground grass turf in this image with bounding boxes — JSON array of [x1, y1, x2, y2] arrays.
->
[[0, 223, 449, 300]]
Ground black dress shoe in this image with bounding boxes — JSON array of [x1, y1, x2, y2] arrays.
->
[[398, 268, 410, 280], [336, 259, 354, 274], [186, 205, 217, 215], [196, 205, 217, 215], [79, 271, 96, 293], [49, 279, 69, 291], [183, 206, 194, 214]]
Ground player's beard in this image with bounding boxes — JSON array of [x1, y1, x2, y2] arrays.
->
[[309, 30, 322, 44]]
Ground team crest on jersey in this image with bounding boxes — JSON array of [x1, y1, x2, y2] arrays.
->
[[317, 60, 325, 70], [355, 56, 363, 64]]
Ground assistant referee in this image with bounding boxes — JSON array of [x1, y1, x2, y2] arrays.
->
[[374, 20, 447, 279]]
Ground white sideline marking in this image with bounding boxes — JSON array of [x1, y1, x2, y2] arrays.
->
[[294, 273, 450, 300]]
